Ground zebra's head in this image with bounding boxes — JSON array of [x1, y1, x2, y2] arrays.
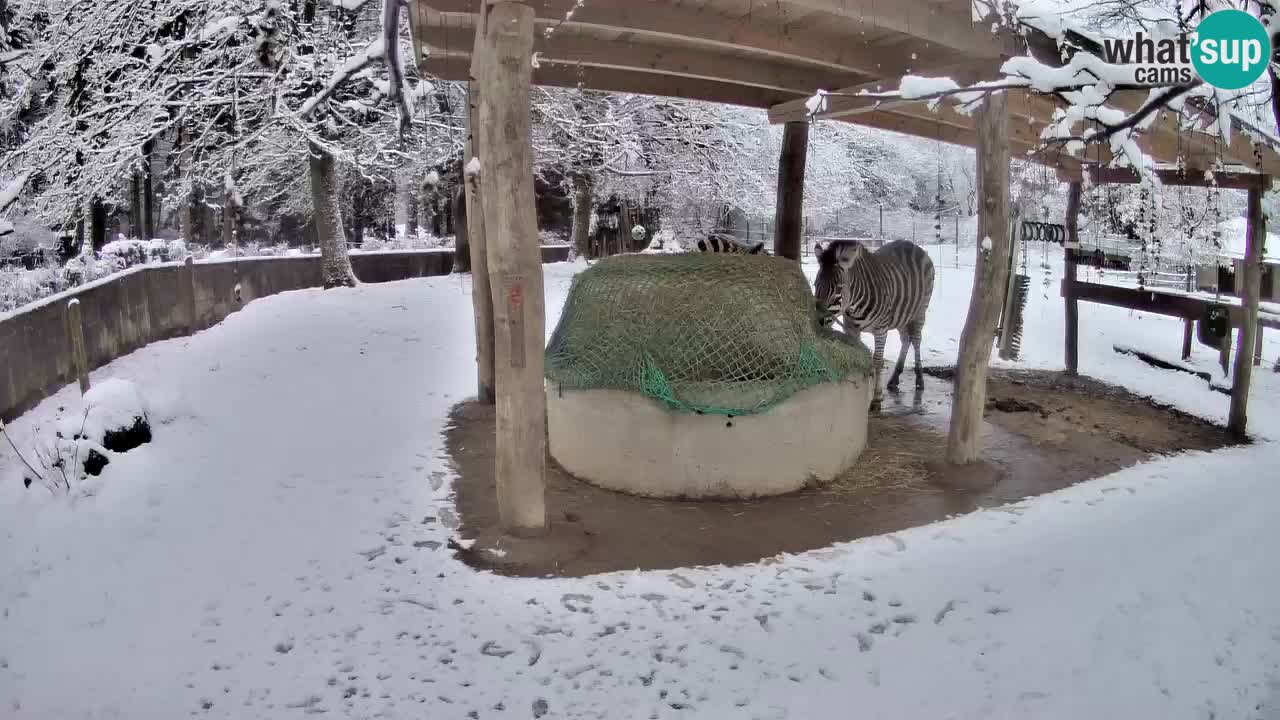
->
[[697, 233, 765, 255], [812, 240, 868, 328]]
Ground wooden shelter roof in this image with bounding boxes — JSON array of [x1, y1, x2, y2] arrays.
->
[[408, 0, 1280, 176]]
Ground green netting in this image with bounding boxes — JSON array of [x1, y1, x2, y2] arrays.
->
[[545, 252, 873, 416]]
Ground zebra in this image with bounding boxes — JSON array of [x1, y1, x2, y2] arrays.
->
[[812, 239, 935, 410], [697, 233, 765, 255]]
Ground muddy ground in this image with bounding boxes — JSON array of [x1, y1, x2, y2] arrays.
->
[[444, 368, 1234, 578]]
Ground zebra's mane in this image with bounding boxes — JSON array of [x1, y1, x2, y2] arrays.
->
[[815, 240, 865, 266]]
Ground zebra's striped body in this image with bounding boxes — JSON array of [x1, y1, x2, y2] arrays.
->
[[697, 233, 765, 255], [813, 239, 935, 409]]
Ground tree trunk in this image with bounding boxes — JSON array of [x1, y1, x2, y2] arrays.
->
[[407, 186, 419, 240], [129, 170, 142, 239], [1063, 181, 1081, 374], [477, 0, 545, 534], [570, 172, 593, 258], [142, 140, 155, 241], [946, 91, 1011, 465], [222, 178, 238, 250], [394, 169, 411, 242], [74, 203, 85, 256], [453, 186, 471, 272], [308, 142, 357, 288], [774, 120, 808, 261], [1228, 186, 1264, 440], [90, 197, 107, 251]]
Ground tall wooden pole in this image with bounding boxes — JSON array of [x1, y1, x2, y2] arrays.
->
[[1063, 181, 1082, 374], [464, 73, 495, 404], [774, 121, 808, 261], [477, 0, 546, 535], [946, 91, 1011, 465], [1228, 184, 1266, 441]]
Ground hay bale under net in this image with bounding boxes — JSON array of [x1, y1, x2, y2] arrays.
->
[[545, 253, 873, 416]]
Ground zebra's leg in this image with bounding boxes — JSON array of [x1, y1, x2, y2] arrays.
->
[[910, 320, 925, 389], [870, 331, 887, 410], [887, 327, 910, 391]]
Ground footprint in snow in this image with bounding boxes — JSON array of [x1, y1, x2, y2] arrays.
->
[[934, 600, 957, 624], [438, 508, 459, 529], [560, 593, 593, 613], [358, 545, 386, 562], [667, 573, 695, 589]]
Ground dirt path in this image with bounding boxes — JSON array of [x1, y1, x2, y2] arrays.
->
[[445, 368, 1233, 577]]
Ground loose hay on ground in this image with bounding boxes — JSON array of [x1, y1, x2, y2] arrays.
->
[[824, 419, 943, 496]]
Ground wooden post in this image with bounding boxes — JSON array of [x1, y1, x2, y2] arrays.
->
[[465, 46, 496, 404], [774, 121, 808, 261], [477, 0, 546, 535], [181, 255, 198, 333], [1229, 184, 1265, 440], [1255, 326, 1264, 366], [1182, 320, 1194, 361], [1220, 331, 1232, 377], [66, 299, 90, 396], [1063, 181, 1082, 374], [946, 91, 1011, 465]]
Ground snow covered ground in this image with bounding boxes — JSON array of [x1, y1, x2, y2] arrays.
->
[[1, 246, 1278, 719]]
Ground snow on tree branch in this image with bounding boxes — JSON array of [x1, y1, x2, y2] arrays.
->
[[381, 0, 412, 135], [299, 39, 386, 118], [0, 172, 31, 215], [799, 0, 1280, 183]]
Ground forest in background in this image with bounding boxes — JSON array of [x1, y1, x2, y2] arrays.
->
[[0, 0, 1262, 313]]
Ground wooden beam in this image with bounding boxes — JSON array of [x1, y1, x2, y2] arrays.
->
[[1089, 166, 1272, 190], [420, 16, 865, 96], [1067, 280, 1208, 320], [781, 0, 1012, 59], [421, 56, 801, 109], [1228, 186, 1265, 441], [767, 60, 1003, 123], [946, 90, 1011, 465], [853, 105, 1085, 173], [419, 0, 894, 76], [774, 81, 1258, 174], [1063, 181, 1081, 374], [1064, 280, 1280, 330], [477, 0, 546, 534], [774, 121, 808, 261]]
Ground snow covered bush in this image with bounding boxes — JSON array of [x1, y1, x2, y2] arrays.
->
[[2, 378, 151, 496], [100, 238, 188, 269], [0, 248, 118, 314]]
